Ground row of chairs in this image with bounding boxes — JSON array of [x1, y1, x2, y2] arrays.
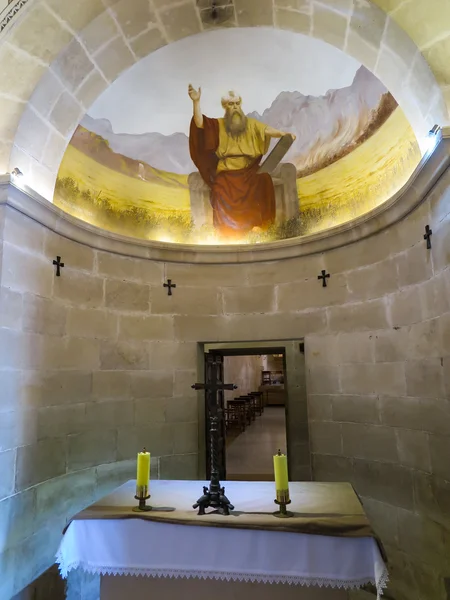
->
[[225, 391, 264, 433]]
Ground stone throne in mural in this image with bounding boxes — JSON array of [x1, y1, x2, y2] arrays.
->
[[188, 139, 299, 229]]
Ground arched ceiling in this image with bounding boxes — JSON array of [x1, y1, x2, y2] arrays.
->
[[0, 0, 448, 201], [372, 0, 450, 107]]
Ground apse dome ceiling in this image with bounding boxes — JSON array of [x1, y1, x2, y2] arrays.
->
[[52, 27, 424, 245]]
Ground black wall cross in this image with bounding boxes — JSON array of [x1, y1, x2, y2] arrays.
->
[[52, 256, 64, 277], [318, 270, 330, 287], [163, 279, 176, 295], [424, 225, 432, 249]]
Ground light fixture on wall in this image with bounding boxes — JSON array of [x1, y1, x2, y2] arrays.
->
[[423, 123, 441, 155], [429, 124, 441, 136], [197, 0, 231, 25], [10, 166, 29, 193]]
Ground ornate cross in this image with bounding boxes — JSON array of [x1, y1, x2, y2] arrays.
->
[[52, 256, 64, 277], [318, 269, 330, 287], [191, 362, 237, 515], [163, 279, 176, 295], [191, 378, 237, 398], [424, 225, 432, 249]]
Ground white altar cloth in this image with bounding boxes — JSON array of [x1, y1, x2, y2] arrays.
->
[[56, 480, 388, 598]]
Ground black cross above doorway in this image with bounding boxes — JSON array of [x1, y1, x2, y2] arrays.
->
[[52, 256, 64, 277], [318, 269, 330, 287], [424, 224, 432, 249], [163, 279, 176, 295]]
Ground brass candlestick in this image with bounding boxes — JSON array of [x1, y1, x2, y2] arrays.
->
[[133, 484, 152, 512], [273, 489, 293, 518]]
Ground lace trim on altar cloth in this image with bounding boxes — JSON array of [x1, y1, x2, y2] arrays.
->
[[56, 552, 389, 599]]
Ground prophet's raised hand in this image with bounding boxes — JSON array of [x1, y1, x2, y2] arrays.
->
[[188, 84, 201, 102]]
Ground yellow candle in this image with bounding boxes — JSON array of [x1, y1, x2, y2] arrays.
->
[[273, 449, 289, 491], [136, 449, 150, 488]]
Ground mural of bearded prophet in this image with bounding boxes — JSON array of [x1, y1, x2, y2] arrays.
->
[[188, 85, 296, 236]]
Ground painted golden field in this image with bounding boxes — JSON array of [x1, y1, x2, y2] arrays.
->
[[297, 108, 421, 233], [58, 144, 190, 212], [55, 144, 192, 240]]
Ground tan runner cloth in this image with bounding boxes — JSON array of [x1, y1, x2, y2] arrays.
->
[[70, 480, 379, 542]]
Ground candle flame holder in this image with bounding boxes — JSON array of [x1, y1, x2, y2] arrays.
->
[[273, 490, 293, 518], [133, 484, 153, 512]]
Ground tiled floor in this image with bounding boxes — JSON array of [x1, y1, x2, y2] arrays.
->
[[226, 406, 287, 480]]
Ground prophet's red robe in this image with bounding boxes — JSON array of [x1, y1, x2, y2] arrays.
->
[[189, 115, 275, 236]]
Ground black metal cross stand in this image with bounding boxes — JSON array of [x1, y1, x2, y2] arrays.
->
[[192, 366, 237, 516], [163, 279, 176, 295], [52, 256, 64, 277], [318, 269, 330, 287], [424, 225, 432, 249]]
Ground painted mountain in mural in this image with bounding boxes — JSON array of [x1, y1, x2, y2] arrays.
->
[[248, 67, 397, 177], [79, 116, 192, 175], [69, 126, 187, 188], [80, 66, 396, 177]]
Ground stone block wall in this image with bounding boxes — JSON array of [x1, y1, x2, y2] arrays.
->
[[307, 171, 450, 600], [0, 205, 173, 597], [0, 159, 449, 598], [0, 204, 4, 292]]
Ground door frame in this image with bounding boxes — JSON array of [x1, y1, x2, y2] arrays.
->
[[195, 339, 309, 482]]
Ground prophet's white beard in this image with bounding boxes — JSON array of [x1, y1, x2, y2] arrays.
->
[[224, 109, 248, 139]]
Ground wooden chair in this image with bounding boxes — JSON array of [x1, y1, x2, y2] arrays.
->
[[245, 395, 257, 421], [225, 404, 245, 432], [227, 399, 249, 429], [237, 396, 255, 423], [250, 391, 264, 416]]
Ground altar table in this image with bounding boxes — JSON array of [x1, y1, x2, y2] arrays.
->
[[56, 480, 388, 599]]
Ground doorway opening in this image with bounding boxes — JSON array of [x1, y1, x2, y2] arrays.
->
[[224, 352, 287, 481], [199, 340, 309, 483]]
